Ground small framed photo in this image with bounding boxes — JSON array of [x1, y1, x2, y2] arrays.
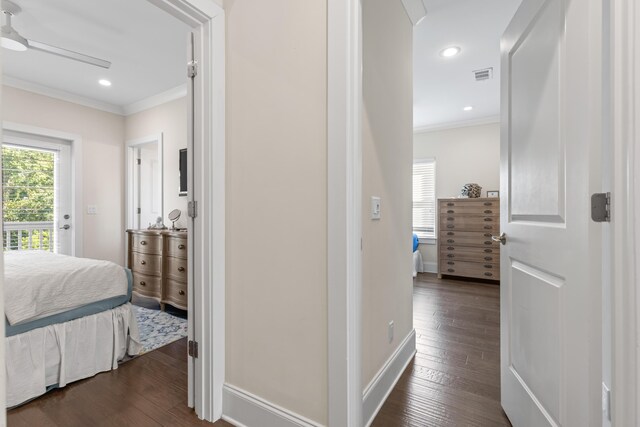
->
[[487, 190, 499, 198]]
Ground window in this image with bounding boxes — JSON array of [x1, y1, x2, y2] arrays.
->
[[413, 159, 436, 239]]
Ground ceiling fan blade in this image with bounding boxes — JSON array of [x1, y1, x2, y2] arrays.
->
[[27, 39, 111, 69]]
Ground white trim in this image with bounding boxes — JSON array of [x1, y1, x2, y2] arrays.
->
[[418, 237, 436, 245], [3, 76, 124, 116], [422, 262, 437, 273], [400, 0, 427, 26], [144, 0, 225, 422], [327, 0, 363, 426], [123, 84, 188, 116], [222, 385, 323, 427], [362, 330, 416, 427], [611, 0, 639, 425], [2, 121, 83, 258], [413, 115, 500, 134]]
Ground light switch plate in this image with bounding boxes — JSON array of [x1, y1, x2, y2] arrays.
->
[[87, 205, 98, 215], [371, 197, 381, 220]]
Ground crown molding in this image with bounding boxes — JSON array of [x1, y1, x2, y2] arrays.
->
[[122, 83, 187, 115], [3, 76, 125, 116], [401, 0, 428, 26], [413, 115, 500, 134]]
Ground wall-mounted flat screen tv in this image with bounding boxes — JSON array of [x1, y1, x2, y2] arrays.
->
[[179, 148, 187, 196]]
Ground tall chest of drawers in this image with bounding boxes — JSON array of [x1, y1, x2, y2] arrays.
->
[[127, 229, 188, 310], [437, 198, 500, 281]]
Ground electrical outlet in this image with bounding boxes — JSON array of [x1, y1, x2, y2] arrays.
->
[[87, 205, 98, 215], [388, 321, 394, 343]]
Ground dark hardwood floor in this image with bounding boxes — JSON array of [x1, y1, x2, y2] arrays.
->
[[372, 273, 511, 427], [7, 338, 232, 427]]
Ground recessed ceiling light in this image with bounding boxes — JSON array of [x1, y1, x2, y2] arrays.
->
[[463, 106, 473, 111], [98, 79, 112, 87], [440, 46, 461, 58]]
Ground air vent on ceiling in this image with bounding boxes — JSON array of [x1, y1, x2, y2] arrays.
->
[[473, 67, 493, 81]]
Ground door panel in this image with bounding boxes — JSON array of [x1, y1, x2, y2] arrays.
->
[[500, 0, 602, 425]]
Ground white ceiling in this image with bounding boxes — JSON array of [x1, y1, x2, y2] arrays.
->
[[413, 0, 522, 130], [2, 0, 191, 111]]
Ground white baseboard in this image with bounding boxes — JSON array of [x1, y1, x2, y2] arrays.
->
[[362, 329, 417, 426], [222, 384, 323, 427], [422, 262, 437, 273]]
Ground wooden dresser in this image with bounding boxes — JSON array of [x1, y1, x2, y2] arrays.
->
[[127, 229, 188, 310], [437, 198, 500, 281]]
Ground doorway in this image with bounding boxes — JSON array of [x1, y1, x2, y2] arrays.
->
[[126, 134, 163, 231]]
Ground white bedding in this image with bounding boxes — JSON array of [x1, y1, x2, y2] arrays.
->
[[5, 303, 142, 407], [4, 251, 128, 325]]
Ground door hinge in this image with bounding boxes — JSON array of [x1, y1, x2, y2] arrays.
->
[[137, 207, 141, 214], [188, 340, 198, 358], [188, 60, 198, 78], [137, 158, 141, 165], [188, 200, 198, 218], [591, 192, 611, 222]]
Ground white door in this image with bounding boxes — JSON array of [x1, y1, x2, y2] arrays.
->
[[2, 134, 73, 255], [137, 144, 162, 228], [500, 0, 602, 425]]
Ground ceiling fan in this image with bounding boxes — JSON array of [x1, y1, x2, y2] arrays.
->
[[1, 0, 111, 69]]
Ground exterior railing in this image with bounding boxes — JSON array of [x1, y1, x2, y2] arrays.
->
[[3, 221, 54, 251]]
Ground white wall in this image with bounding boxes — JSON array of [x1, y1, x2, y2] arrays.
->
[[361, 0, 414, 390], [413, 122, 500, 270], [2, 86, 126, 265], [125, 97, 188, 229], [224, 0, 328, 424]]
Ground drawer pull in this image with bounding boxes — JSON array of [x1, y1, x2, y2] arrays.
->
[[484, 256, 493, 261], [140, 260, 146, 265], [447, 246, 454, 250], [447, 232, 454, 236], [178, 244, 186, 250], [484, 272, 493, 277], [484, 218, 493, 222], [178, 266, 185, 272], [447, 268, 454, 272], [484, 225, 492, 230], [484, 249, 493, 253], [484, 264, 493, 269], [484, 241, 493, 245], [447, 254, 454, 258], [446, 217, 454, 221], [484, 210, 493, 214], [447, 203, 454, 207], [447, 261, 454, 265], [140, 241, 147, 246], [447, 210, 454, 214], [447, 239, 454, 244], [447, 225, 454, 229], [484, 233, 492, 237], [179, 290, 185, 296], [140, 281, 146, 286], [484, 202, 492, 206]]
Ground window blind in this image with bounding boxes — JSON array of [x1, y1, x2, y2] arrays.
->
[[413, 159, 436, 239]]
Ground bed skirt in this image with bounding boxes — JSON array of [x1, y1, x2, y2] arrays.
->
[[5, 303, 142, 407]]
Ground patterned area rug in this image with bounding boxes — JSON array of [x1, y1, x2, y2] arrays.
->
[[134, 305, 188, 354]]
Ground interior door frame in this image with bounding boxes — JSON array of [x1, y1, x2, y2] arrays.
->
[[610, 0, 640, 425], [144, 0, 226, 421], [1, 121, 83, 257], [125, 133, 164, 234]]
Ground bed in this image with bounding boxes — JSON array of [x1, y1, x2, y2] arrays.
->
[[413, 233, 424, 278], [4, 251, 142, 407]]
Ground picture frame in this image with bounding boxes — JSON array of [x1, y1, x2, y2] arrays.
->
[[487, 190, 499, 198]]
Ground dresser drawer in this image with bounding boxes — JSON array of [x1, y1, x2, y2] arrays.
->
[[440, 199, 499, 209], [440, 205, 499, 216], [440, 246, 500, 263], [440, 220, 499, 233], [132, 272, 162, 298], [162, 279, 188, 310], [441, 230, 498, 239], [164, 257, 188, 283], [130, 252, 162, 276], [131, 233, 162, 255], [165, 236, 188, 259], [440, 260, 500, 280], [440, 234, 499, 248]]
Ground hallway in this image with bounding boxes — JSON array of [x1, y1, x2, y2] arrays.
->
[[372, 274, 510, 426]]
